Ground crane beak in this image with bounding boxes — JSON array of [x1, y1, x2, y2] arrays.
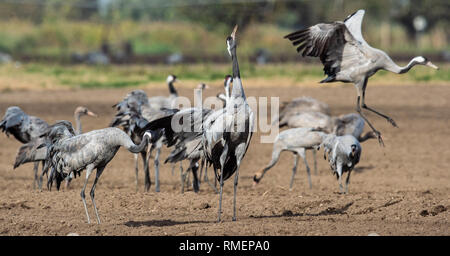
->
[[231, 25, 238, 40], [87, 111, 98, 117], [426, 61, 439, 70]]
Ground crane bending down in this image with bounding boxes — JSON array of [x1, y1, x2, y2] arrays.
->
[[321, 134, 362, 194], [13, 106, 97, 189], [44, 123, 163, 224], [284, 9, 438, 145], [253, 127, 330, 190], [144, 25, 254, 222]]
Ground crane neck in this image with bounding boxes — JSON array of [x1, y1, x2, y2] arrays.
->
[[74, 112, 82, 135], [358, 131, 376, 142], [128, 133, 149, 153], [230, 46, 245, 99], [194, 89, 202, 108], [168, 81, 178, 96], [386, 57, 419, 74]]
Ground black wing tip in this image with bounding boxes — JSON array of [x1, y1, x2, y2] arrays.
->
[[320, 75, 336, 83], [344, 11, 358, 22], [284, 28, 308, 40]]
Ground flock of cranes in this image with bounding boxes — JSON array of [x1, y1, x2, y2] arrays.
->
[[0, 10, 439, 224]]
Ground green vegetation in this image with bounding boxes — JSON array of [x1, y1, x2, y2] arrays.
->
[[0, 62, 447, 91], [0, 0, 447, 60]]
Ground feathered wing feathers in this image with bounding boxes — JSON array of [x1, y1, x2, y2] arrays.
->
[[285, 19, 368, 82], [321, 135, 361, 176], [344, 10, 367, 46], [1, 106, 48, 143], [14, 138, 47, 169]]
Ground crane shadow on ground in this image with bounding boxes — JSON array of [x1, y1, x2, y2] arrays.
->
[[353, 165, 375, 173], [249, 202, 354, 219], [124, 219, 211, 227]]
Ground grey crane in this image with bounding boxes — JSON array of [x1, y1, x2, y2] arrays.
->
[[334, 113, 376, 142], [276, 96, 330, 127], [286, 111, 376, 143], [1, 106, 49, 189], [253, 127, 330, 190], [216, 75, 233, 107], [73, 106, 97, 135], [110, 89, 154, 192], [13, 106, 97, 189], [203, 25, 254, 222], [109, 74, 178, 192], [147, 74, 179, 110], [284, 9, 438, 145], [320, 134, 362, 194], [144, 25, 254, 222], [110, 80, 208, 192], [282, 111, 375, 175], [45, 123, 163, 223]]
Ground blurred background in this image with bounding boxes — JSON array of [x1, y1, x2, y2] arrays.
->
[[0, 0, 448, 90]]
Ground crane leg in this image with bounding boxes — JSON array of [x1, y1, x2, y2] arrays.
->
[[345, 170, 352, 194], [289, 153, 299, 190], [38, 160, 47, 191], [338, 175, 344, 194], [90, 166, 106, 224], [171, 163, 176, 176], [356, 96, 384, 146], [81, 164, 95, 224], [191, 161, 200, 193], [204, 163, 218, 193], [134, 153, 139, 192], [141, 150, 150, 192], [218, 144, 228, 222], [232, 160, 240, 221], [180, 163, 186, 194], [297, 149, 312, 189], [361, 83, 397, 128], [154, 146, 161, 192], [232, 143, 246, 221], [33, 162, 39, 190], [198, 158, 204, 185], [313, 149, 318, 175]]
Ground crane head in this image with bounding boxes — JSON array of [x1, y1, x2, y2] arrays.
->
[[224, 75, 233, 86], [226, 25, 238, 57], [167, 74, 178, 83], [75, 106, 97, 117], [414, 56, 439, 70]]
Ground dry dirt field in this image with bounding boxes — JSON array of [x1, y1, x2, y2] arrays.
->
[[0, 83, 449, 236]]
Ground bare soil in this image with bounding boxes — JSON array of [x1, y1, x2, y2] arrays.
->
[[0, 83, 449, 236]]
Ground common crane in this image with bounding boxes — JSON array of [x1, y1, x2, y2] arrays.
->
[[285, 9, 438, 145]]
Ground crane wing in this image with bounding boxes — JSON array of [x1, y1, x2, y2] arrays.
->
[[285, 21, 368, 82], [344, 10, 368, 46]]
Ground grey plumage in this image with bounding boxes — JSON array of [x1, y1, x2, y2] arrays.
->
[[144, 25, 254, 222], [276, 97, 330, 127], [1, 106, 49, 189], [334, 113, 376, 142], [13, 106, 97, 190], [285, 9, 438, 145], [321, 134, 361, 194], [216, 75, 233, 108], [253, 127, 329, 190], [0, 106, 48, 143], [286, 111, 376, 143], [45, 124, 162, 223], [110, 88, 170, 192], [110, 78, 204, 192], [203, 25, 254, 222]]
